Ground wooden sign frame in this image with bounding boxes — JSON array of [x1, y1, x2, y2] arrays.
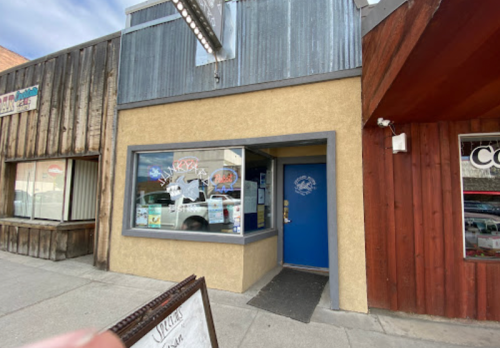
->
[[109, 275, 218, 347]]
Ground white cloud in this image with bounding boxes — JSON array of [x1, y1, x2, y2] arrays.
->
[[0, 0, 140, 60]]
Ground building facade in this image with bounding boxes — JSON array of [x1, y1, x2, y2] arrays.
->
[[108, 0, 368, 312], [0, 33, 120, 268], [362, 0, 500, 321]]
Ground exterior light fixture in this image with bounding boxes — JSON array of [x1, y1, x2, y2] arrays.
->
[[172, 0, 224, 53]]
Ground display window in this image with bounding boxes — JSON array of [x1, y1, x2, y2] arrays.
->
[[460, 135, 500, 259], [13, 159, 98, 222], [132, 147, 274, 234]]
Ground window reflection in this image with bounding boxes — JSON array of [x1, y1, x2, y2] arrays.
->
[[134, 148, 243, 233]]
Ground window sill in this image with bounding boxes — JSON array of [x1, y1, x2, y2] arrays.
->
[[122, 227, 277, 245], [464, 257, 500, 263], [0, 218, 95, 231]]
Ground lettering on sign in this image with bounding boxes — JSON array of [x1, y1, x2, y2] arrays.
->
[[210, 168, 238, 193], [470, 145, 500, 169], [0, 85, 39, 117], [197, 0, 224, 41], [131, 289, 213, 348], [159, 157, 208, 189], [110, 276, 218, 348]]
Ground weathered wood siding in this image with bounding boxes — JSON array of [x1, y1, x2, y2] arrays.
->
[[0, 33, 120, 269], [0, 222, 94, 261], [363, 119, 500, 321]]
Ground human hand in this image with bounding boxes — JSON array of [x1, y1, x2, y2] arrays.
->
[[20, 329, 125, 348]]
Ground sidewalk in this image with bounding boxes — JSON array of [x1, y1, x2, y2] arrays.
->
[[1, 251, 499, 348]]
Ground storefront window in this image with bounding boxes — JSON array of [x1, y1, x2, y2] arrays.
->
[[134, 148, 243, 233], [132, 147, 275, 234], [460, 135, 500, 259], [244, 150, 274, 233], [13, 159, 98, 222]]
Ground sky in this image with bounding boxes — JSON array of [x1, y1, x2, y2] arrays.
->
[[0, 0, 140, 60], [0, 0, 381, 61]]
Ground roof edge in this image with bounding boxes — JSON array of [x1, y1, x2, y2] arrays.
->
[[0, 31, 121, 77]]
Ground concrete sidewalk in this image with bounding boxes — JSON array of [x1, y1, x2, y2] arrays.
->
[[1, 251, 499, 348]]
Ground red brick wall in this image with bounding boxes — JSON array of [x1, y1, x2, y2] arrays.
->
[[0, 46, 29, 73]]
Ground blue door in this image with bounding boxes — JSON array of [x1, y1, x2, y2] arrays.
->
[[283, 164, 328, 268]]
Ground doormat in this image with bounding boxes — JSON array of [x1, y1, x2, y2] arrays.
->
[[247, 268, 328, 323]]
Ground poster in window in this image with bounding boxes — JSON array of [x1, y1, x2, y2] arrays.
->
[[232, 205, 241, 233], [148, 204, 162, 228], [258, 188, 265, 205], [244, 180, 257, 214], [136, 206, 148, 227], [208, 198, 224, 224], [257, 205, 265, 228], [260, 173, 266, 188]]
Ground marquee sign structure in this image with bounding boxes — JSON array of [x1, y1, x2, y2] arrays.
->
[[171, 0, 224, 53]]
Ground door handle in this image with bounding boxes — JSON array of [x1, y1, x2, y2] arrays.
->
[[284, 217, 292, 224]]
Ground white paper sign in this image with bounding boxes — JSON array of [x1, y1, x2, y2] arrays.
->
[[132, 289, 211, 348], [0, 85, 39, 117], [244, 180, 257, 214]]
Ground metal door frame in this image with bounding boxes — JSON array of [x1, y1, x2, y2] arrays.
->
[[281, 161, 328, 269], [277, 153, 339, 310]]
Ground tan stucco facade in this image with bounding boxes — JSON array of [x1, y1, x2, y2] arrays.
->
[[110, 77, 368, 313]]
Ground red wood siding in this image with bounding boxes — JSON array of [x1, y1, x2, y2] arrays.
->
[[363, 119, 500, 321]]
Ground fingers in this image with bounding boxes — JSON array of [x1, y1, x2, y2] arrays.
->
[[20, 329, 125, 348]]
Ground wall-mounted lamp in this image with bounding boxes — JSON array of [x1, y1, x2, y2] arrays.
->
[[377, 118, 407, 154], [172, 0, 224, 54]]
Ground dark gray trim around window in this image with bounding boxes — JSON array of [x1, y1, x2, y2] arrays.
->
[[121, 131, 339, 310]]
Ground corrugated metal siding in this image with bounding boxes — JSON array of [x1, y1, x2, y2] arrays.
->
[[130, 1, 177, 26], [71, 160, 98, 220], [119, 0, 362, 105]]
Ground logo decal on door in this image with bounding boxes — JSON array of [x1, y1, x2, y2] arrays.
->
[[294, 175, 316, 196]]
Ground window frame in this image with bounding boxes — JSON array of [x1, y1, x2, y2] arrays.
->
[[12, 157, 98, 223], [123, 144, 278, 245], [130, 146, 248, 235], [459, 132, 500, 260]]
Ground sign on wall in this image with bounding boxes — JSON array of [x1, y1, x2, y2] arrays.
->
[[470, 145, 500, 169], [172, 0, 224, 53], [0, 85, 39, 117]]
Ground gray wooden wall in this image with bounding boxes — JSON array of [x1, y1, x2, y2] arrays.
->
[[0, 32, 120, 269]]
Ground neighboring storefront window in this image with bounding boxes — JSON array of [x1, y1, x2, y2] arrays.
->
[[460, 135, 500, 259], [132, 147, 274, 234], [14, 159, 98, 222]]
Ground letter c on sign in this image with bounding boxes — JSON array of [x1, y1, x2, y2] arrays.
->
[[470, 145, 493, 169], [470, 145, 500, 169]]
